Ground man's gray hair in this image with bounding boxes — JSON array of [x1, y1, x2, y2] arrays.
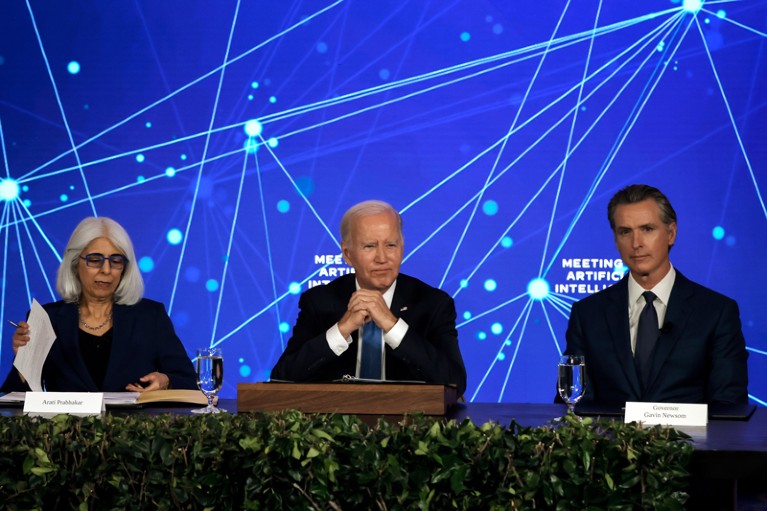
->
[[340, 200, 403, 243], [607, 184, 677, 231]]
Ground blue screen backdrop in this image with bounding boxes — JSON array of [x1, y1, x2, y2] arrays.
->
[[1, 0, 765, 403]]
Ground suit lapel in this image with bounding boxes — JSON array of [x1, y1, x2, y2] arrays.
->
[[390, 275, 410, 319], [605, 279, 642, 398], [102, 304, 130, 390], [645, 272, 692, 391]]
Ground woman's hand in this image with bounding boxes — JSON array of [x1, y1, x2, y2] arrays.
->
[[11, 321, 30, 355], [125, 371, 170, 392]]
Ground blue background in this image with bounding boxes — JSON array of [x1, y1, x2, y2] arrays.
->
[[1, 0, 765, 404]]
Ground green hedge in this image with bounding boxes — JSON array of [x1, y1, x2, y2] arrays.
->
[[0, 411, 692, 510]]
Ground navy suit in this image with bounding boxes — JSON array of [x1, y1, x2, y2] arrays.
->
[[565, 271, 748, 405], [2, 299, 197, 392], [271, 273, 467, 396]]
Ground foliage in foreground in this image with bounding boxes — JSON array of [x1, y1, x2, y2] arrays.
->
[[0, 410, 693, 510]]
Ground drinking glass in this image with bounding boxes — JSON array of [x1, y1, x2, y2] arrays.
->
[[557, 355, 585, 417], [192, 347, 225, 414]]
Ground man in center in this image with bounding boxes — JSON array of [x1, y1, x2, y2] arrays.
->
[[270, 200, 467, 396]]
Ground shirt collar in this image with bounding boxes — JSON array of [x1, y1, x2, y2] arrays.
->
[[628, 264, 676, 307]]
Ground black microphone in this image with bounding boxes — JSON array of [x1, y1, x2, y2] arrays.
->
[[660, 322, 673, 334]]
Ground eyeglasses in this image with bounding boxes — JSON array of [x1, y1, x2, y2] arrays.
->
[[80, 253, 128, 270]]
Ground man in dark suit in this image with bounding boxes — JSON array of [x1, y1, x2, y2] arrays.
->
[[564, 184, 748, 405], [271, 200, 467, 396]]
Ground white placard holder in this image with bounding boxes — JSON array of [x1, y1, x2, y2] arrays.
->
[[23, 392, 105, 417], [624, 401, 708, 427]]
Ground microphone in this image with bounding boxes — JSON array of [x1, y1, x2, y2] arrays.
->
[[660, 322, 673, 334]]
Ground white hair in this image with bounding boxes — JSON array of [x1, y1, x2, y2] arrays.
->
[[56, 217, 144, 305], [340, 200, 403, 243]]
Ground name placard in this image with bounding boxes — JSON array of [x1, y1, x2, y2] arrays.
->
[[23, 392, 104, 417], [624, 401, 708, 426]]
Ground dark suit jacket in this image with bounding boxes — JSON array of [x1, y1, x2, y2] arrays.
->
[[565, 271, 748, 405], [270, 273, 467, 396], [1, 299, 197, 392]]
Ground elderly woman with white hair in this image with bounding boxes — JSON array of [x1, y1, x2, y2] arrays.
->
[[1, 217, 196, 392]]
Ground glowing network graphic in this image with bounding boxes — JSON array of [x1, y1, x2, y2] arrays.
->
[[0, 0, 765, 403]]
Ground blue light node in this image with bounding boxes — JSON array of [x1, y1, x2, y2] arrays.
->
[[477, 331, 487, 340], [482, 200, 498, 216], [244, 119, 263, 137], [497, 352, 506, 361], [379, 69, 390, 80], [138, 256, 155, 272], [295, 176, 314, 196], [460, 32, 471, 42], [656, 41, 666, 52], [316, 42, 328, 54], [22, 185, 29, 192], [288, 282, 301, 295], [504, 340, 512, 346], [167, 228, 183, 245], [682, 0, 703, 13], [0, 179, 20, 201], [239, 358, 244, 363], [136, 176, 145, 183], [460, 279, 469, 288], [484, 279, 497, 292], [267, 137, 279, 148], [239, 365, 252, 378], [69, 185, 75, 190], [492, 24, 503, 35], [180, 154, 188, 161], [712, 226, 725, 240], [206, 279, 219, 292], [462, 311, 472, 320], [165, 167, 176, 178], [145, 122, 152, 128], [247, 94, 254, 101], [277, 199, 290, 213], [184, 266, 200, 282], [251, 81, 259, 89], [136, 154, 145, 163], [527, 277, 550, 301], [501, 236, 513, 248], [60, 194, 68, 202], [67, 61, 81, 74], [279, 321, 290, 333], [269, 96, 277, 104], [244, 138, 258, 154], [716, 9, 726, 19], [491, 322, 503, 335], [23, 199, 31, 207]]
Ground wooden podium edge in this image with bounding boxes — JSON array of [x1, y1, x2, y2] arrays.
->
[[237, 382, 458, 416]]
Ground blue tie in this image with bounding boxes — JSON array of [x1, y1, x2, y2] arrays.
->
[[360, 322, 383, 379], [635, 291, 658, 389]]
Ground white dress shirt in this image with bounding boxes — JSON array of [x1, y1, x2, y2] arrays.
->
[[628, 265, 676, 355], [325, 280, 409, 378]]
